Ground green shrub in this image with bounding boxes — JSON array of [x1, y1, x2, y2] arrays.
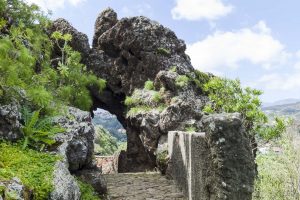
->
[[76, 179, 100, 200], [203, 77, 269, 137], [152, 92, 162, 103], [0, 1, 106, 114], [253, 128, 300, 200], [156, 47, 170, 56], [124, 96, 140, 107], [185, 125, 197, 133], [192, 69, 210, 90], [144, 80, 154, 90], [0, 142, 58, 199], [175, 75, 189, 88]]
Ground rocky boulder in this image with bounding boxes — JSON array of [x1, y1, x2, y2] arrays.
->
[[0, 104, 22, 142], [0, 178, 32, 200], [50, 161, 81, 200], [54, 107, 95, 172]]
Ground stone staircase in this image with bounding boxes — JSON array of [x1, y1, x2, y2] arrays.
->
[[103, 172, 186, 200]]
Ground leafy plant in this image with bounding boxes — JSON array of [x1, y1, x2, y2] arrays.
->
[[175, 75, 189, 88], [185, 125, 197, 133], [203, 77, 268, 136], [144, 80, 154, 90], [20, 107, 64, 150]]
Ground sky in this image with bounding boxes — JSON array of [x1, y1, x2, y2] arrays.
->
[[25, 0, 300, 103]]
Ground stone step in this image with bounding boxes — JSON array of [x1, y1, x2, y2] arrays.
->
[[104, 172, 186, 200]]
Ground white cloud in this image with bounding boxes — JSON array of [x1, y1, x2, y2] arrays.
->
[[186, 21, 288, 71], [171, 0, 233, 21], [25, 0, 86, 11], [257, 73, 300, 90]]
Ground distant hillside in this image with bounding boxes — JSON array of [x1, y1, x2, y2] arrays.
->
[[262, 98, 300, 108], [92, 109, 127, 142], [262, 101, 300, 120]]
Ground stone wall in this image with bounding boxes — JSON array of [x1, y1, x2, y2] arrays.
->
[[168, 113, 256, 200], [168, 131, 208, 200]]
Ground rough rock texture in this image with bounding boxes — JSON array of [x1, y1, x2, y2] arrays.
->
[[168, 114, 256, 200], [75, 169, 107, 195], [54, 107, 95, 172], [201, 113, 256, 200], [50, 161, 81, 200], [93, 8, 118, 48], [51, 10, 257, 198], [0, 104, 22, 142], [0, 178, 32, 200]]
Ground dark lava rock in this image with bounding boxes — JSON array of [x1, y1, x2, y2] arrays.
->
[[0, 104, 22, 142]]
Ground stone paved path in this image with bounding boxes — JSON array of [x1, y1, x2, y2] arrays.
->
[[104, 172, 186, 200]]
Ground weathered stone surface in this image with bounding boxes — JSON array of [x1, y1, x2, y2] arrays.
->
[[0, 178, 31, 200], [50, 161, 81, 200], [93, 8, 118, 48], [54, 107, 95, 172], [168, 114, 256, 200], [201, 113, 256, 200], [75, 169, 107, 195], [49, 18, 90, 63], [104, 172, 186, 200], [0, 104, 22, 142]]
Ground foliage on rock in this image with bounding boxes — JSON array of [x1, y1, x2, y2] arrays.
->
[[77, 178, 101, 200], [0, 142, 58, 199], [20, 107, 64, 150], [202, 77, 286, 140], [0, 0, 106, 114]]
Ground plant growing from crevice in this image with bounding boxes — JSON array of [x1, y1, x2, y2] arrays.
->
[[185, 125, 197, 133], [175, 75, 189, 88], [156, 47, 171, 56], [144, 80, 155, 90], [20, 107, 64, 150]]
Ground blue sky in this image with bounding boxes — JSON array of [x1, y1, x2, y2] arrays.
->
[[26, 0, 300, 102]]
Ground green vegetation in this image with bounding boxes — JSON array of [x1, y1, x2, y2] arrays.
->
[[191, 69, 210, 91], [21, 107, 64, 150], [253, 127, 300, 200], [156, 47, 171, 56], [203, 77, 270, 137], [94, 126, 118, 155], [151, 91, 163, 103], [169, 66, 177, 72], [144, 80, 155, 90], [175, 75, 189, 88], [125, 80, 167, 117], [77, 179, 101, 200], [124, 96, 141, 107], [0, 1, 105, 114], [0, 142, 58, 199], [185, 125, 197, 133]]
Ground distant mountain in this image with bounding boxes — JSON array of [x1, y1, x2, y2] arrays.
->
[[92, 109, 127, 142], [262, 101, 300, 120], [262, 98, 300, 108]]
